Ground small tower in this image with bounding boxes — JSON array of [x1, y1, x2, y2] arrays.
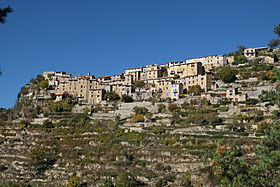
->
[[0, 65, 2, 76]]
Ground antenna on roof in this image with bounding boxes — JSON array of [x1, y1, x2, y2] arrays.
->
[[0, 65, 2, 76]]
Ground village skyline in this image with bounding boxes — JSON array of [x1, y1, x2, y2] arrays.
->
[[1, 0, 280, 108]]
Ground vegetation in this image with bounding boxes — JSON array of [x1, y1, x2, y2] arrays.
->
[[236, 45, 245, 55], [104, 91, 120, 101], [133, 106, 148, 115], [217, 67, 238, 83], [39, 80, 49, 89], [187, 85, 203, 95], [121, 94, 133, 103], [1, 23, 280, 186], [207, 126, 280, 186], [28, 145, 59, 175], [274, 23, 280, 37], [42, 119, 54, 128], [132, 81, 145, 90], [0, 6, 13, 23], [268, 39, 280, 49], [268, 23, 280, 49], [157, 104, 166, 113], [161, 67, 168, 77], [232, 55, 247, 65], [131, 114, 145, 122], [259, 89, 280, 106], [68, 176, 81, 187]]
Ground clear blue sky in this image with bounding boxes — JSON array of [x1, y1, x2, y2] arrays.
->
[[0, 0, 279, 108]]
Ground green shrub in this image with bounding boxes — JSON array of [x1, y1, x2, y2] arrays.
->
[[218, 106, 229, 112], [133, 106, 148, 115], [104, 91, 120, 101], [246, 98, 258, 105], [257, 122, 269, 133], [68, 176, 81, 187], [217, 67, 238, 83], [116, 172, 143, 187], [132, 81, 146, 90], [131, 114, 145, 122], [42, 119, 54, 128], [157, 104, 166, 113], [28, 146, 58, 174], [146, 112, 153, 120], [188, 85, 203, 95], [19, 120, 29, 130], [121, 94, 133, 103], [168, 103, 180, 113], [39, 80, 49, 89], [232, 55, 247, 65]]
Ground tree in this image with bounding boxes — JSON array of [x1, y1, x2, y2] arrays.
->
[[217, 67, 238, 83], [259, 89, 280, 107], [104, 91, 120, 101], [121, 94, 133, 103], [39, 80, 49, 89], [157, 104, 166, 113], [209, 148, 250, 186], [232, 55, 247, 65], [161, 67, 168, 77], [133, 106, 148, 115], [268, 39, 280, 49], [208, 126, 280, 186], [0, 6, 13, 23], [132, 81, 145, 90], [167, 103, 180, 113], [42, 119, 54, 128], [187, 85, 203, 95], [68, 176, 81, 187], [131, 114, 145, 122], [236, 45, 245, 55], [116, 172, 143, 187], [274, 24, 280, 37], [28, 145, 58, 174]]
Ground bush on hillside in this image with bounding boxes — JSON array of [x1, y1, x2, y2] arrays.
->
[[121, 95, 133, 103], [217, 67, 238, 83], [39, 80, 49, 89], [104, 91, 120, 101]]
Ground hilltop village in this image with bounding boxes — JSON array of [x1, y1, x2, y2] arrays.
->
[[43, 46, 276, 104], [1, 46, 280, 186]]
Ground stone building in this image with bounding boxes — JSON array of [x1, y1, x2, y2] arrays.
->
[[125, 67, 143, 83], [141, 64, 162, 80], [184, 55, 227, 72], [168, 61, 204, 78], [226, 87, 247, 102], [184, 73, 212, 91], [244, 47, 268, 60]]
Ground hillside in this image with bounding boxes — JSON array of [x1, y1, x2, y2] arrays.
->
[[1, 48, 280, 186]]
